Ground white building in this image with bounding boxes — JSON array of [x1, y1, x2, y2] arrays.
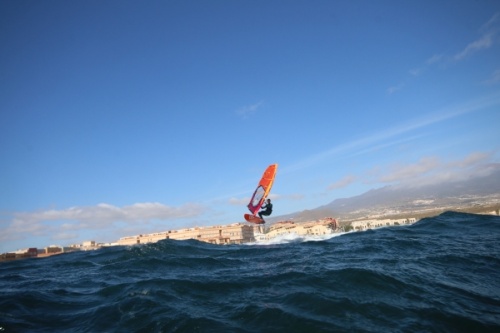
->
[[350, 218, 417, 231]]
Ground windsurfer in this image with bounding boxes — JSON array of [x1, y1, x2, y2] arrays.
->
[[258, 199, 273, 222]]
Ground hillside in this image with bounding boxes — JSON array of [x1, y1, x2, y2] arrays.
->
[[269, 164, 500, 223]]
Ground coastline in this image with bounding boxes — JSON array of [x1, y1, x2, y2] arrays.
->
[[2, 203, 499, 263], [0, 251, 65, 263]]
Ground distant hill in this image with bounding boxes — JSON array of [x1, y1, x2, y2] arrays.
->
[[269, 164, 500, 223]]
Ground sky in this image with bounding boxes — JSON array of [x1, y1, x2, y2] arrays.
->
[[1, 0, 500, 252]]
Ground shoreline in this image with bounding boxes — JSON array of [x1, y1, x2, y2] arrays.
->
[[2, 204, 499, 263], [0, 250, 67, 263]]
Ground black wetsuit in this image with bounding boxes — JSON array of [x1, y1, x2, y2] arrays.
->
[[258, 202, 273, 219]]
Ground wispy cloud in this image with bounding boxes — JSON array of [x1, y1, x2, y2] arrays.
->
[[387, 83, 405, 95], [379, 156, 440, 183], [483, 69, 500, 85], [328, 175, 356, 190], [228, 197, 248, 206], [480, 12, 500, 32], [283, 93, 500, 175], [426, 54, 445, 65], [454, 33, 494, 61], [348, 133, 428, 159], [409, 68, 422, 76], [388, 12, 499, 93], [235, 101, 264, 119], [448, 12, 498, 63]]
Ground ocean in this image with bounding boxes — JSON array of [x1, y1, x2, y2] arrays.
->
[[1, 211, 499, 332]]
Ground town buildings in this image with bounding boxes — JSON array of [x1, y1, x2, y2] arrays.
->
[[117, 217, 339, 246], [118, 223, 263, 246], [350, 218, 417, 231]]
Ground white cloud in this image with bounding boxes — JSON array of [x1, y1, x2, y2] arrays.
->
[[409, 68, 422, 76], [452, 12, 499, 62], [426, 54, 444, 65], [1, 202, 207, 246], [328, 175, 356, 190], [379, 156, 440, 183], [454, 33, 494, 61], [236, 101, 264, 119], [387, 82, 404, 95], [13, 202, 206, 225], [451, 13, 498, 62], [376, 152, 496, 187], [450, 151, 491, 168]]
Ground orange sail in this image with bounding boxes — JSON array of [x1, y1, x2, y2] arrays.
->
[[247, 164, 278, 215]]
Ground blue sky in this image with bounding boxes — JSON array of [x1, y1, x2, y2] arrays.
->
[[1, 1, 499, 252]]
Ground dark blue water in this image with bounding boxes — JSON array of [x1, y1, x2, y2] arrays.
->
[[1, 212, 499, 332]]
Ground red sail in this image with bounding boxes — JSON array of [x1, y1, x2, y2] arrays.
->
[[247, 164, 278, 215]]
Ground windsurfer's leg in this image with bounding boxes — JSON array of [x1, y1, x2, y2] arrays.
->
[[259, 211, 270, 222]]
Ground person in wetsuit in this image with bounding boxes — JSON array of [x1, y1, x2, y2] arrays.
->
[[258, 198, 273, 222]]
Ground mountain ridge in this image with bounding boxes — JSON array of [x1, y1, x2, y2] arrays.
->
[[267, 164, 500, 223]]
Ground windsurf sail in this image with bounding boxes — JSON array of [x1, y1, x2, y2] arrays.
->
[[247, 164, 278, 215]]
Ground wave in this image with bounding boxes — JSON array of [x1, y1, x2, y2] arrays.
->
[[1, 212, 499, 332]]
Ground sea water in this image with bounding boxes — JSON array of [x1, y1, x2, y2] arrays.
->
[[1, 212, 499, 332]]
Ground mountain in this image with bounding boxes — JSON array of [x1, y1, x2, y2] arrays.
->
[[270, 164, 500, 222]]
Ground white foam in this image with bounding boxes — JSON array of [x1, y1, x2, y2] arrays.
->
[[245, 231, 347, 246]]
